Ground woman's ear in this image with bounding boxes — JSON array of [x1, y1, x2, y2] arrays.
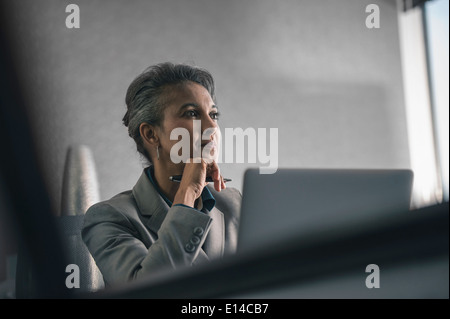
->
[[139, 122, 159, 147]]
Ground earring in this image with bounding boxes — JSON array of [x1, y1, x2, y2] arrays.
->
[[156, 145, 160, 160]]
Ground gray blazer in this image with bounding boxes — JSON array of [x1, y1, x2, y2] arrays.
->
[[81, 169, 241, 286]]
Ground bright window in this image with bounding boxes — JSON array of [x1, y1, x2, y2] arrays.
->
[[424, 0, 449, 203], [397, 0, 449, 207]]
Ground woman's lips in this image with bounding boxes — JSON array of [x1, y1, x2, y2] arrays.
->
[[201, 141, 217, 160], [201, 140, 216, 149]]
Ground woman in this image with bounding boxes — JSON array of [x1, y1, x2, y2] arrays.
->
[[82, 62, 241, 287]]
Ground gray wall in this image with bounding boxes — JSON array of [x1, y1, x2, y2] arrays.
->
[[5, 0, 409, 213]]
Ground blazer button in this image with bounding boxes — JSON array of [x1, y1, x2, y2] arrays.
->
[[190, 236, 201, 245], [193, 226, 204, 236], [185, 243, 196, 253]]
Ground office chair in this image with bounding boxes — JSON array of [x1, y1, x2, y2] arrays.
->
[[15, 145, 105, 297], [59, 144, 105, 292]]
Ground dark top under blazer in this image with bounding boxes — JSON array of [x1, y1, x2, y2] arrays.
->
[[81, 169, 241, 286]]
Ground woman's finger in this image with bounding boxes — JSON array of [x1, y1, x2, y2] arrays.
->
[[221, 175, 226, 190], [207, 161, 222, 191]]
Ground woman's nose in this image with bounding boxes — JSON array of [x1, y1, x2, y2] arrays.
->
[[201, 116, 217, 134], [202, 118, 218, 140]]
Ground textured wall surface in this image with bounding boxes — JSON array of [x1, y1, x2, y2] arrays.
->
[[4, 0, 409, 213]]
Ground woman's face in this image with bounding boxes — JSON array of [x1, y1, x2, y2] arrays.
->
[[156, 81, 220, 168]]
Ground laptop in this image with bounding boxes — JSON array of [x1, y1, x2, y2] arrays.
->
[[237, 168, 414, 252]]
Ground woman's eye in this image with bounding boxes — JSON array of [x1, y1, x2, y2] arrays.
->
[[185, 110, 198, 117], [210, 112, 220, 120]]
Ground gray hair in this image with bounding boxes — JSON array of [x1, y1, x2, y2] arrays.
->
[[123, 62, 216, 162]]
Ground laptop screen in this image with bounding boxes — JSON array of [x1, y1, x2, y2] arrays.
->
[[237, 168, 413, 252]]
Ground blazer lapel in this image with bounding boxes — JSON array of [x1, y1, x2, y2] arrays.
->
[[132, 169, 169, 234], [202, 206, 224, 259], [132, 169, 224, 260]]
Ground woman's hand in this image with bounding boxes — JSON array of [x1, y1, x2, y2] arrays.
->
[[172, 158, 226, 207]]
